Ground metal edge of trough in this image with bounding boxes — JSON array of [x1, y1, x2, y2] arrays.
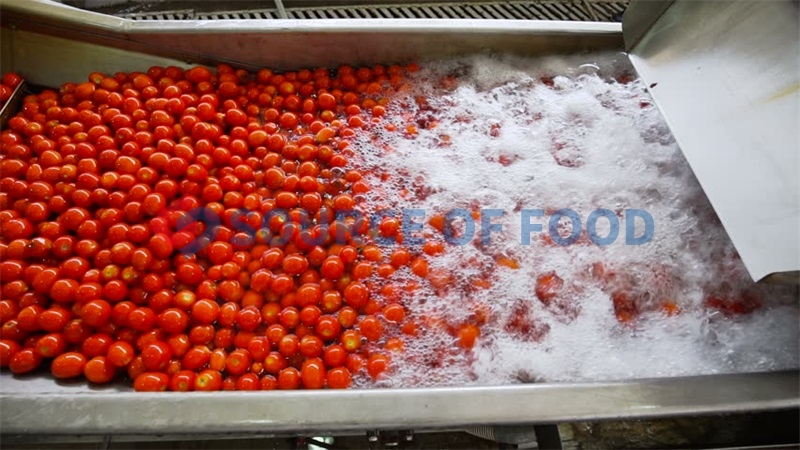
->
[[1, 0, 624, 79], [0, 371, 798, 435]]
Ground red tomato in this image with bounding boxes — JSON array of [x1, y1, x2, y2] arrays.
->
[[194, 369, 223, 391], [300, 357, 326, 389], [51, 352, 87, 379], [134, 372, 169, 392], [84, 356, 117, 384], [0, 340, 21, 367], [326, 367, 352, 389]]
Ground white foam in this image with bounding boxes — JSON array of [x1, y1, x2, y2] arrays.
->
[[351, 53, 799, 387]]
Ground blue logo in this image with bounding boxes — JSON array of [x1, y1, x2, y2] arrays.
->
[[170, 206, 654, 255]]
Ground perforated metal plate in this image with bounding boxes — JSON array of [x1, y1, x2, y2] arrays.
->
[[116, 1, 627, 22]]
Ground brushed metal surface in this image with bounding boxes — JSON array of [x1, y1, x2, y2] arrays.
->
[[620, 0, 672, 51], [624, 0, 800, 283], [0, 371, 797, 434]]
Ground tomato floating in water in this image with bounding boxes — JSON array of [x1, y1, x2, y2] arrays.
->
[[534, 272, 563, 304], [456, 324, 480, 349]]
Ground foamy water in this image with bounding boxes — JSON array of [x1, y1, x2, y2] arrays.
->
[[349, 53, 799, 387]]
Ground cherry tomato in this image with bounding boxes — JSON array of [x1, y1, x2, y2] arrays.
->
[[323, 344, 347, 368], [315, 315, 341, 341], [300, 357, 326, 389], [194, 369, 223, 391], [35, 333, 67, 358], [134, 372, 169, 392], [51, 352, 87, 379], [343, 282, 369, 310], [0, 340, 21, 367], [359, 315, 383, 342], [84, 356, 116, 383], [456, 324, 480, 349], [277, 367, 301, 390], [225, 349, 252, 376], [141, 341, 172, 371], [326, 367, 352, 389], [535, 272, 563, 304], [367, 353, 389, 379], [170, 370, 196, 392], [382, 303, 405, 323], [9, 348, 41, 374], [107, 341, 135, 367]]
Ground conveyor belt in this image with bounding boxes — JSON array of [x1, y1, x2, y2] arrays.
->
[[96, 1, 627, 22]]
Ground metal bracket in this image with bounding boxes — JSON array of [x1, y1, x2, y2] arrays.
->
[[367, 430, 414, 449], [273, 0, 289, 19], [621, 0, 674, 51]]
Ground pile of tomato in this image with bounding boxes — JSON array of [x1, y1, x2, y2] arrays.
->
[[0, 62, 486, 391]]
